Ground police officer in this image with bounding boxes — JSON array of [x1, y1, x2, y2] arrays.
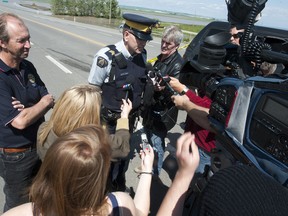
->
[[88, 13, 157, 191], [89, 13, 157, 132]]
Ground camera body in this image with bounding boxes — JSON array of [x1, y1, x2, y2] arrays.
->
[[180, 18, 288, 186], [148, 68, 178, 96]]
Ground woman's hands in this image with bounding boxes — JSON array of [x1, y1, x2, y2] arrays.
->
[[120, 99, 132, 118], [156, 133, 200, 216], [176, 132, 200, 177], [139, 145, 154, 173]]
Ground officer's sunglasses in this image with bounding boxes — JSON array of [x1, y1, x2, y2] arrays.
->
[[128, 31, 148, 42]]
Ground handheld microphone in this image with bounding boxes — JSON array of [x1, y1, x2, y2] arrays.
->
[[161, 76, 178, 95], [122, 75, 135, 100], [146, 63, 157, 85]]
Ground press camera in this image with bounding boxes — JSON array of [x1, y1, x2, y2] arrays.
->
[[179, 0, 288, 187], [147, 64, 178, 96], [145, 64, 179, 131]]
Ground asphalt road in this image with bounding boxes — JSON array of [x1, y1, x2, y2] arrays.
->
[[0, 1, 189, 215]]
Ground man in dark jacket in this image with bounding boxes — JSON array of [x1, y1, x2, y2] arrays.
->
[[138, 25, 184, 177]]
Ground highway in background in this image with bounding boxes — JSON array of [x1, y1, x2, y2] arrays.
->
[[0, 2, 188, 214]]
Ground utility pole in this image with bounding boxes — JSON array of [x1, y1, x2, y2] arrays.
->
[[109, 0, 112, 25]]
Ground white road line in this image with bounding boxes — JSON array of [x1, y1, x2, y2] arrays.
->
[[45, 55, 72, 74]]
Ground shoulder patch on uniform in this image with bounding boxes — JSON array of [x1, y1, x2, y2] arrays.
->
[[105, 49, 116, 60], [97, 57, 108, 68], [108, 50, 116, 56]]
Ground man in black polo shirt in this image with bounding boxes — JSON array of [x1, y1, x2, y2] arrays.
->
[[0, 13, 54, 212]]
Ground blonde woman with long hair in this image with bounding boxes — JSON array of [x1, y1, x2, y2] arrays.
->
[[37, 84, 132, 161]]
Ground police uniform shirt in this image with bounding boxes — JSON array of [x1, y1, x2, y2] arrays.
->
[[88, 40, 147, 87]]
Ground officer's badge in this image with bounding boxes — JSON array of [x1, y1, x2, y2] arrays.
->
[[28, 74, 37, 87], [28, 74, 35, 84], [97, 57, 108, 68]]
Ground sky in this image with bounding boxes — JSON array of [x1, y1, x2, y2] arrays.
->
[[117, 0, 288, 30]]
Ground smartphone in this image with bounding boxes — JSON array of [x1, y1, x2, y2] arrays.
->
[[141, 133, 149, 150]]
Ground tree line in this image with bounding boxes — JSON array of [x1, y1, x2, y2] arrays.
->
[[51, 0, 121, 18]]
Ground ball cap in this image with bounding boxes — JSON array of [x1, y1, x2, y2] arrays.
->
[[123, 13, 158, 41]]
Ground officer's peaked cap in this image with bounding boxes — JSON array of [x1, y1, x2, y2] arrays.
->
[[123, 13, 158, 41]]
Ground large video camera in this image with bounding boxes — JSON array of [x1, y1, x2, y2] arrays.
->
[[180, 0, 288, 187]]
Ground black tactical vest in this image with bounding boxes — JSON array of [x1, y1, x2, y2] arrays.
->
[[101, 45, 147, 112]]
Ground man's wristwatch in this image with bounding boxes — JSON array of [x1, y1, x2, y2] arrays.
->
[[180, 86, 189, 95]]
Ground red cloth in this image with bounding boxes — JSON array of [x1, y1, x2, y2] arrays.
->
[[184, 90, 216, 152]]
